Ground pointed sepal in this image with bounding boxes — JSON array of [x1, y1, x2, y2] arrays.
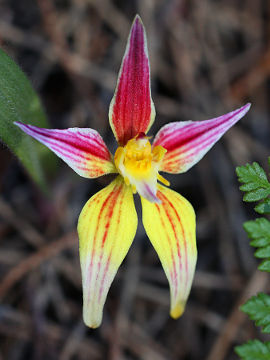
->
[[153, 104, 251, 173], [78, 177, 137, 328], [15, 122, 116, 178], [141, 185, 197, 318], [109, 15, 155, 146]]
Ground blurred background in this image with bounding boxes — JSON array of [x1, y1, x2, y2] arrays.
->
[[0, 0, 269, 359]]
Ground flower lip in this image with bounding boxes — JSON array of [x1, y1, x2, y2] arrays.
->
[[114, 133, 169, 202]]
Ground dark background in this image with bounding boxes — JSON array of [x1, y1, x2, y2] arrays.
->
[[0, 0, 269, 359]]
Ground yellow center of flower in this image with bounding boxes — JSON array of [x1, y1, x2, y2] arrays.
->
[[114, 134, 169, 194]]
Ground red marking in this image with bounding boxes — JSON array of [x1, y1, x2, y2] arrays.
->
[[162, 130, 224, 172], [136, 132, 147, 139], [158, 190, 188, 293], [49, 144, 107, 177], [111, 17, 152, 145], [86, 183, 121, 294], [155, 202, 178, 295], [50, 143, 89, 161], [95, 186, 127, 301], [92, 183, 123, 301], [159, 191, 189, 288], [169, 128, 225, 158], [24, 125, 111, 160], [98, 252, 112, 302], [155, 108, 242, 153], [97, 185, 126, 302], [101, 188, 122, 248], [98, 188, 125, 302]]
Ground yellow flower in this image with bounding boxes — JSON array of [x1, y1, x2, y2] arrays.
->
[[15, 15, 251, 328]]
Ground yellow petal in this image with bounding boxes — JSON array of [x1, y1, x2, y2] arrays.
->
[[78, 176, 137, 328], [141, 185, 197, 318]]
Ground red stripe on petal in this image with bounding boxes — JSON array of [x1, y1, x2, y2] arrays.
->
[[109, 15, 155, 145], [160, 107, 243, 153], [15, 122, 115, 178], [98, 188, 125, 302], [25, 126, 111, 160], [155, 202, 178, 294], [78, 177, 137, 328], [159, 191, 189, 288], [141, 185, 197, 319], [157, 190, 190, 294], [153, 104, 251, 173], [90, 184, 120, 277]]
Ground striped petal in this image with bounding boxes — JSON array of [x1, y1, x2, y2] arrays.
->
[[109, 15, 155, 146], [153, 103, 251, 173], [15, 122, 116, 178], [141, 185, 197, 319], [78, 176, 137, 328]]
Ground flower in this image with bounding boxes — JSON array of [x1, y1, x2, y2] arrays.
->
[[15, 15, 251, 328]]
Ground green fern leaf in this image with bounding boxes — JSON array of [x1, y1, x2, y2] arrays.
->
[[243, 218, 270, 272], [258, 260, 270, 273], [236, 159, 270, 359], [235, 340, 270, 360], [255, 199, 270, 214], [241, 293, 270, 333], [244, 218, 270, 247], [236, 162, 270, 204]]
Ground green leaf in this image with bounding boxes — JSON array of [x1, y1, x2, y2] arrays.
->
[[241, 293, 270, 333], [244, 218, 270, 271], [255, 199, 270, 214], [236, 159, 270, 359], [235, 340, 270, 360], [255, 245, 270, 258], [243, 189, 270, 202], [236, 162, 270, 203], [0, 48, 52, 192], [258, 260, 270, 273], [244, 218, 270, 247]]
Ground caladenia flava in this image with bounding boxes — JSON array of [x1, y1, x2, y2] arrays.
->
[[15, 15, 251, 328]]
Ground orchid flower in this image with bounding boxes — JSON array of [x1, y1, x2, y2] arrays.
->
[[15, 15, 251, 328]]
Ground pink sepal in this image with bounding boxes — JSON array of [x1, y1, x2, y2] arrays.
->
[[153, 104, 251, 173], [15, 122, 116, 178]]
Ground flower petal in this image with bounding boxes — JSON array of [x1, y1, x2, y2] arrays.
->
[[133, 179, 160, 203], [78, 176, 137, 328], [14, 122, 116, 178], [141, 185, 197, 318], [153, 103, 251, 173], [109, 15, 155, 146]]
